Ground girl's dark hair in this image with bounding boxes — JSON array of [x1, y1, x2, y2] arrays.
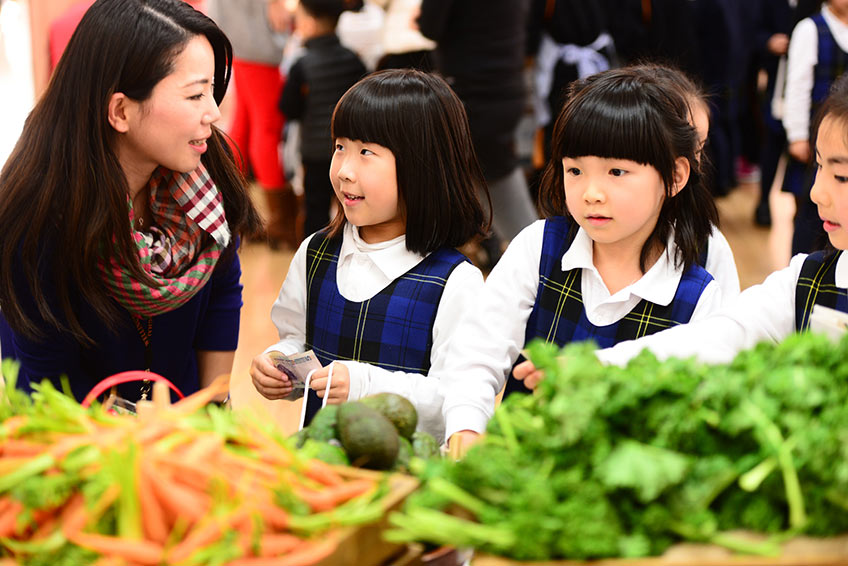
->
[[0, 0, 261, 343], [538, 66, 718, 272], [328, 69, 491, 255], [809, 72, 848, 257], [300, 0, 363, 24]]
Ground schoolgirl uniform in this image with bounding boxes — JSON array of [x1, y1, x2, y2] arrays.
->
[[265, 223, 482, 440], [439, 218, 730, 441], [598, 251, 848, 367], [783, 5, 848, 251]]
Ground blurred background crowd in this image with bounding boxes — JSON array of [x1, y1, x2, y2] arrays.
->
[[0, 0, 844, 425]]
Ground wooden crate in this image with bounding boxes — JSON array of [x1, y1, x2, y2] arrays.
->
[[315, 468, 420, 566], [472, 534, 848, 566]]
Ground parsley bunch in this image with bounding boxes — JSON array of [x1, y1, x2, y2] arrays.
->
[[387, 333, 848, 560]]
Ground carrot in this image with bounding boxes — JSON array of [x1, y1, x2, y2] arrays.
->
[[1, 439, 47, 458], [0, 498, 24, 537], [293, 478, 375, 512], [182, 433, 223, 464], [146, 466, 209, 526], [257, 533, 302, 557], [302, 460, 343, 488], [170, 378, 229, 416], [67, 531, 164, 565], [59, 493, 87, 537], [255, 502, 290, 530], [0, 415, 29, 436], [0, 497, 12, 516], [30, 515, 59, 541], [152, 455, 215, 492], [135, 420, 177, 446], [225, 538, 337, 566], [245, 426, 293, 468], [61, 484, 121, 538], [167, 519, 225, 563], [169, 507, 251, 563], [137, 463, 169, 544]]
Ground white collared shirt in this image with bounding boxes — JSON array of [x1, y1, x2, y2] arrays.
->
[[598, 252, 848, 366], [265, 223, 483, 441], [437, 219, 727, 441], [784, 6, 848, 142]]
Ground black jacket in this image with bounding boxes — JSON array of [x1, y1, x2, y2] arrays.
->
[[279, 34, 366, 162]]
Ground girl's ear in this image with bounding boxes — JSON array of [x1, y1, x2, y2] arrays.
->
[[670, 156, 691, 197], [107, 92, 132, 133]]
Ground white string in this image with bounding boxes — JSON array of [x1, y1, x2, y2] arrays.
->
[[298, 363, 334, 431]]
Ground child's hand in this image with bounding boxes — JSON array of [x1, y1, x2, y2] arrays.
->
[[788, 140, 811, 163], [309, 362, 350, 404], [448, 430, 480, 460], [513, 359, 546, 390], [249, 353, 293, 400]]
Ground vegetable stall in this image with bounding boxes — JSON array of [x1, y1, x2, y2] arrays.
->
[[3, 332, 848, 565]]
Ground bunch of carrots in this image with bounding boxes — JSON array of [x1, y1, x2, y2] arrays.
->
[[0, 362, 389, 566]]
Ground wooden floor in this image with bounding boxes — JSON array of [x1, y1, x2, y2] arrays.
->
[[228, 180, 798, 436]]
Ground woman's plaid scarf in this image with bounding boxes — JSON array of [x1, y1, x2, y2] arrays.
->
[[98, 164, 231, 318]]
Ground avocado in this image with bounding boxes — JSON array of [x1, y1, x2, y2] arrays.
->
[[360, 393, 418, 439], [411, 430, 440, 460], [337, 402, 399, 470], [292, 428, 309, 449], [307, 404, 339, 442], [299, 438, 350, 467], [394, 436, 413, 472]]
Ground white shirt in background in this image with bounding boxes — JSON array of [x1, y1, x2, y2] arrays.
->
[[371, 0, 436, 55], [337, 1, 386, 71], [265, 222, 483, 441], [783, 5, 848, 143], [437, 219, 732, 441]]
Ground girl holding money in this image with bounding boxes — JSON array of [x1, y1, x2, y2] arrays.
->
[[250, 69, 490, 439]]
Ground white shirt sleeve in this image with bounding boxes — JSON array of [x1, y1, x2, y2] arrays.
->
[[437, 220, 545, 441], [341, 261, 483, 442], [783, 17, 818, 143], [705, 228, 741, 302], [597, 254, 806, 366], [265, 236, 312, 356]]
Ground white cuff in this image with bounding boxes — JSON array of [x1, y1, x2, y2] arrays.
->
[[339, 360, 367, 401], [444, 405, 491, 443]]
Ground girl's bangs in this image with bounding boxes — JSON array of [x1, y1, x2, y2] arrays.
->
[[331, 83, 397, 149], [559, 93, 667, 168]]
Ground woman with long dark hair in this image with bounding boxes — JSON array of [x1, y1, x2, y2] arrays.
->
[[0, 0, 262, 402]]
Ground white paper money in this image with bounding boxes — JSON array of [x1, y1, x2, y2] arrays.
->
[[809, 305, 848, 342], [268, 350, 323, 401]]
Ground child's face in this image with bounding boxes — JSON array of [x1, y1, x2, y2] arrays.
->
[[829, 0, 848, 22], [113, 35, 220, 184], [330, 138, 404, 243], [810, 115, 848, 250], [563, 155, 685, 255]]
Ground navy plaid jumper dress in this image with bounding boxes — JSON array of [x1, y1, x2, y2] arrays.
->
[[795, 250, 848, 330], [302, 231, 469, 424], [504, 217, 714, 397], [783, 13, 848, 197]]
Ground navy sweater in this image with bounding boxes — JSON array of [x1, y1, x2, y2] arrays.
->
[[0, 249, 243, 403]]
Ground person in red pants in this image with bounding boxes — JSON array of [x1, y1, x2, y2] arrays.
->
[[208, 0, 299, 249]]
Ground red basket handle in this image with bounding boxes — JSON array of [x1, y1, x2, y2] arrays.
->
[[82, 370, 185, 408]]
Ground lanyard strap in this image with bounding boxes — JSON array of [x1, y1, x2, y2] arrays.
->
[[132, 315, 154, 399]]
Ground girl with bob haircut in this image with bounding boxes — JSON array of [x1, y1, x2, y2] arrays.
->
[[440, 66, 728, 450], [584, 73, 848, 369], [0, 0, 262, 402], [591, 62, 742, 302], [250, 69, 490, 438]]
